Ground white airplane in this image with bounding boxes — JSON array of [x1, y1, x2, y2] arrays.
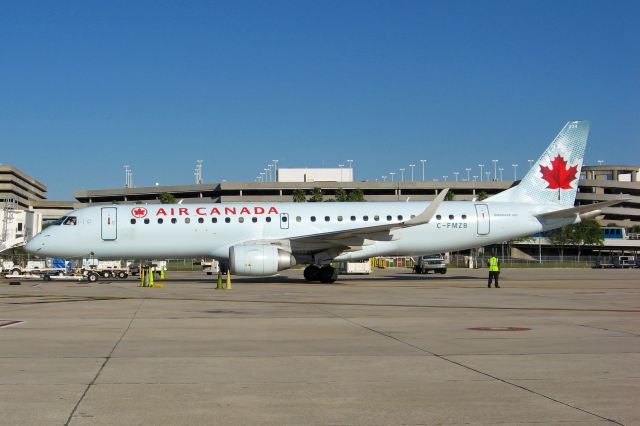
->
[[26, 121, 624, 282]]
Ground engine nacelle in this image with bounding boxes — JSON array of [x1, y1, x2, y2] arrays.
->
[[229, 244, 296, 276]]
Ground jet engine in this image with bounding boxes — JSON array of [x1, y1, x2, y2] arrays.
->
[[229, 244, 296, 276]]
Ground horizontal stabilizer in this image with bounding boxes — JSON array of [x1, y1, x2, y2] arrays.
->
[[536, 198, 629, 219]]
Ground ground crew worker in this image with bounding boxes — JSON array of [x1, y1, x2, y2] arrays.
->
[[487, 251, 500, 288]]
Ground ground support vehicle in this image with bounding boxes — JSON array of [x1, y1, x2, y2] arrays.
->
[[413, 254, 447, 274], [82, 259, 130, 279]]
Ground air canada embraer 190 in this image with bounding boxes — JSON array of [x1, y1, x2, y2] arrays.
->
[[26, 121, 626, 282]]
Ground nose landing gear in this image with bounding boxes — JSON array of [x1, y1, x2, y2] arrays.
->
[[303, 265, 337, 283]]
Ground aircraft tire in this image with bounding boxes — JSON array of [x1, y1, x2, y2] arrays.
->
[[319, 266, 337, 284], [303, 265, 320, 281]]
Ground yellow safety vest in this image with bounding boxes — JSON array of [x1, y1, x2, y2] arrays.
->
[[489, 256, 500, 272]]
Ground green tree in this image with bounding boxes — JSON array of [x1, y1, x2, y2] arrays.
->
[[309, 187, 324, 202], [335, 188, 349, 202], [572, 219, 604, 260], [160, 193, 176, 204], [477, 191, 488, 201], [348, 188, 365, 201], [444, 190, 455, 201], [292, 189, 306, 202], [548, 219, 604, 261]]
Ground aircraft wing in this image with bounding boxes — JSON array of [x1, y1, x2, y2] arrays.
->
[[287, 189, 450, 252], [536, 198, 629, 220]]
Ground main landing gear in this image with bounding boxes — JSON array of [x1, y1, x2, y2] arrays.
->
[[303, 265, 338, 283]]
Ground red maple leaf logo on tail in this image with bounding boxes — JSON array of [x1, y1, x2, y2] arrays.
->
[[540, 155, 578, 189]]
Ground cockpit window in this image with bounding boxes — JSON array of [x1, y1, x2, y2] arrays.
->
[[64, 216, 77, 225]]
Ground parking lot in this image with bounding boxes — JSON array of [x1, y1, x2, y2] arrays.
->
[[1, 267, 639, 425]]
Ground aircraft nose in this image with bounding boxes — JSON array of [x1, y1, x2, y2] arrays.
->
[[25, 235, 44, 254]]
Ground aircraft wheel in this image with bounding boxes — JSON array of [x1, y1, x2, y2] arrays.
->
[[319, 266, 337, 284], [87, 272, 99, 283], [303, 265, 320, 281]]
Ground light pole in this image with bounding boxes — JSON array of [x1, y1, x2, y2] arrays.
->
[[272, 160, 279, 182], [264, 168, 270, 182], [389, 172, 395, 182], [420, 160, 426, 181], [453, 171, 459, 182], [443, 175, 448, 182], [382, 175, 387, 182], [492, 160, 498, 181], [473, 176, 478, 182], [260, 172, 265, 182], [597, 160, 604, 166], [399, 168, 405, 182], [512, 163, 518, 180], [498, 167, 504, 181], [465, 167, 471, 182], [485, 171, 490, 182], [409, 164, 415, 182], [528, 159, 533, 169], [478, 164, 485, 182]]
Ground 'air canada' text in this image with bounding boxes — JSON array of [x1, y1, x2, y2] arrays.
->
[[155, 206, 280, 217]]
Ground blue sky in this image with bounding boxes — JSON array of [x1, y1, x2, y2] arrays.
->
[[1, 0, 638, 200]]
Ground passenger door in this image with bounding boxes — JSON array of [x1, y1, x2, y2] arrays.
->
[[101, 207, 117, 240], [475, 204, 490, 235]]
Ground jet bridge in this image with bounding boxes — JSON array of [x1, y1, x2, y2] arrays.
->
[[0, 198, 43, 253]]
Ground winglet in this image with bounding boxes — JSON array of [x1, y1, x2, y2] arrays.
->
[[403, 188, 449, 227]]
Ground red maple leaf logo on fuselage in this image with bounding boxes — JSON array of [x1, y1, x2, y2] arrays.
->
[[540, 155, 578, 190], [131, 207, 148, 218]]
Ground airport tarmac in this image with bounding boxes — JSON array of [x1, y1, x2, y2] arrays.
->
[[1, 267, 639, 425]]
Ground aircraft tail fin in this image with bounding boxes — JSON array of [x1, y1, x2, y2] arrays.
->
[[486, 121, 590, 206]]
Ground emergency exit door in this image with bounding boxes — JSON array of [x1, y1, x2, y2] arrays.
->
[[101, 207, 117, 240], [475, 204, 490, 235], [280, 213, 289, 229]]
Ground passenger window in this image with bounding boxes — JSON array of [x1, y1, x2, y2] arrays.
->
[[461, 214, 467, 220], [144, 218, 150, 224], [436, 215, 441, 220], [449, 215, 454, 220], [296, 216, 301, 222], [212, 217, 218, 223], [337, 216, 343, 222], [130, 219, 136, 224], [158, 218, 163, 224], [373, 215, 378, 221], [351, 216, 356, 221], [363, 215, 369, 221], [397, 215, 403, 221], [239, 217, 244, 223], [311, 216, 316, 222], [252, 217, 258, 223], [266, 217, 272, 223], [411, 215, 415, 219], [64, 216, 77, 225], [185, 218, 191, 224], [282, 216, 288, 222], [387, 215, 392, 221], [325, 216, 330, 222], [225, 217, 231, 223], [171, 218, 177, 224], [198, 218, 204, 224]]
